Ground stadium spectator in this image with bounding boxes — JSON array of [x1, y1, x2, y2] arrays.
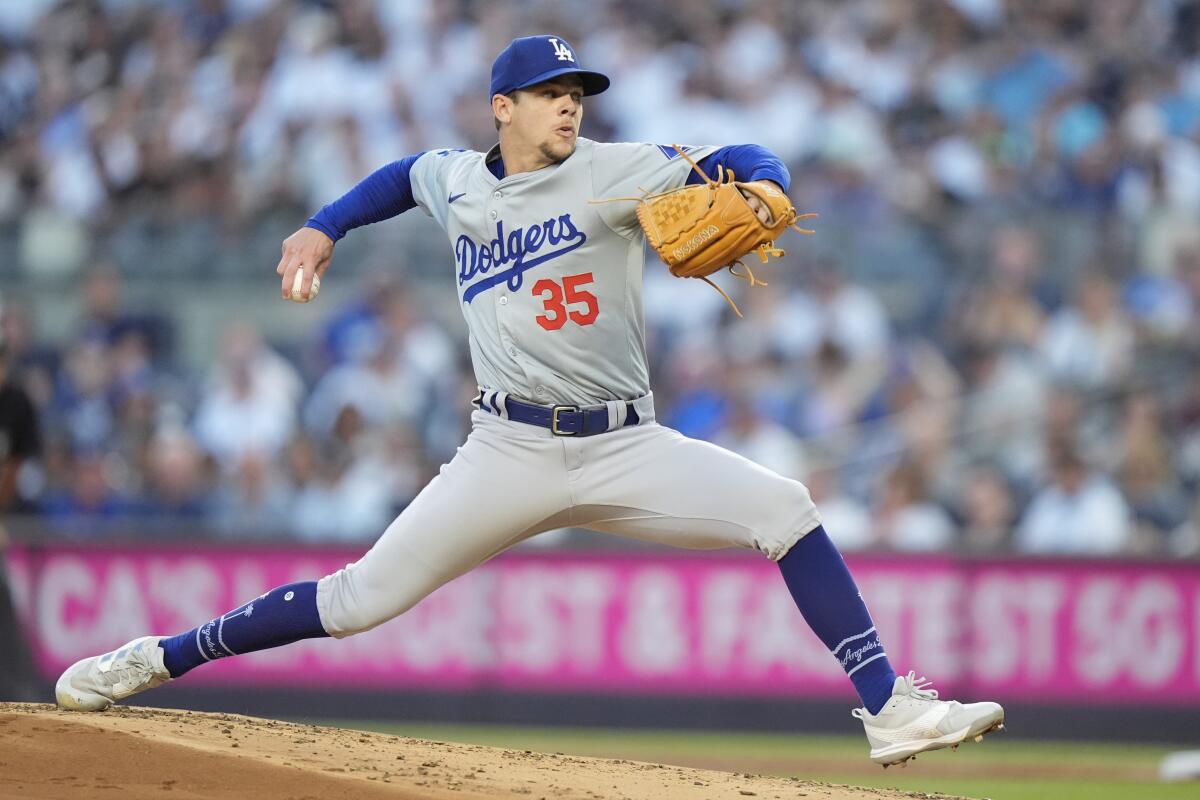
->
[[952, 225, 1049, 354], [209, 450, 292, 538], [139, 427, 211, 523], [193, 321, 302, 470], [1111, 391, 1188, 551], [302, 319, 424, 441], [872, 460, 956, 551], [959, 343, 1048, 487], [713, 390, 809, 481], [76, 263, 173, 362], [956, 463, 1019, 553], [51, 338, 117, 453], [39, 451, 137, 537], [1016, 441, 1132, 555], [1039, 272, 1134, 391]]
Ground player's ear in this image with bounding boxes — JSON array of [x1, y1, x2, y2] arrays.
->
[[492, 93, 513, 127]]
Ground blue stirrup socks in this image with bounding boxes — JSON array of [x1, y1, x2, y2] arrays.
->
[[159, 581, 329, 678], [778, 526, 897, 715]]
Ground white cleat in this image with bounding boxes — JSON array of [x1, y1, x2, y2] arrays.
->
[[55, 636, 172, 712], [853, 671, 1005, 767]]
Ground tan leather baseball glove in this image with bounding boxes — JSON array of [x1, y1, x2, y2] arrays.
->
[[631, 146, 816, 316]]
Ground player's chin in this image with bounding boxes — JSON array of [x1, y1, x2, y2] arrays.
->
[[543, 135, 577, 163]]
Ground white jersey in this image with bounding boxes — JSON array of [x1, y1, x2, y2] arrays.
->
[[409, 138, 716, 407]]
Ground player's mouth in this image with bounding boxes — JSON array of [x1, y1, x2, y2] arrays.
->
[[554, 124, 576, 140]]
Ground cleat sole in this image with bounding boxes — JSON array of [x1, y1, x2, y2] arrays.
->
[[873, 715, 1006, 767]]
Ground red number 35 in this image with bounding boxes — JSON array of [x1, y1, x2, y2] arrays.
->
[[533, 272, 599, 331]]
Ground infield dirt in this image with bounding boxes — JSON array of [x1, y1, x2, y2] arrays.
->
[[0, 702, 970, 800]]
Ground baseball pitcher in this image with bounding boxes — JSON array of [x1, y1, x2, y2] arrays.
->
[[56, 35, 1003, 767]]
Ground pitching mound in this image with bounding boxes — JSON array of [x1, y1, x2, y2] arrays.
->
[[0, 703, 967, 800]]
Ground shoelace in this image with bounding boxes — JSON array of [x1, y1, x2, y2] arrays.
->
[[98, 650, 152, 689], [903, 672, 939, 701], [851, 671, 939, 720]]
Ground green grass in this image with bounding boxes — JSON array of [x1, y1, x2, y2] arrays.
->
[[313, 720, 1197, 800]]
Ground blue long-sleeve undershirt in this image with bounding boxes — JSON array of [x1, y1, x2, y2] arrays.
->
[[305, 152, 425, 242], [305, 144, 791, 242], [691, 144, 790, 191]]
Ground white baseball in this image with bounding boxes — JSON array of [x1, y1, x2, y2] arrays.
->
[[289, 270, 320, 303]]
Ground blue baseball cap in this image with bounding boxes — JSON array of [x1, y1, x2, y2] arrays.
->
[[489, 35, 610, 98]]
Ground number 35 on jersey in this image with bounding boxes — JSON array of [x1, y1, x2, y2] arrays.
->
[[533, 272, 599, 331]]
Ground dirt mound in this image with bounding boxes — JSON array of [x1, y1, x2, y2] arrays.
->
[[0, 703, 968, 800]]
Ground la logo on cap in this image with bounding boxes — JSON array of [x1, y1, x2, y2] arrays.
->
[[548, 37, 575, 62]]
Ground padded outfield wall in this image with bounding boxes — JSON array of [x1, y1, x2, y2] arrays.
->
[[4, 541, 1199, 740]]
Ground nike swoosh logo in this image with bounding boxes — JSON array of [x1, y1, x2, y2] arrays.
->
[[448, 193, 466, 204]]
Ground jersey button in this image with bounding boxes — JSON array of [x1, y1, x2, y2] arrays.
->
[[535, 385, 547, 396], [499, 296, 508, 306], [489, 210, 498, 219], [493, 191, 502, 199], [507, 346, 517, 357]]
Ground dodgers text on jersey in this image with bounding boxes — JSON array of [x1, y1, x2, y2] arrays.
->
[[456, 214, 587, 302]]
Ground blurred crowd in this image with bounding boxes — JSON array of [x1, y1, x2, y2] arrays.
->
[[2, 0, 1200, 557]]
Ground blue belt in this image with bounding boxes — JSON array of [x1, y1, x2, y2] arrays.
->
[[475, 391, 640, 436]]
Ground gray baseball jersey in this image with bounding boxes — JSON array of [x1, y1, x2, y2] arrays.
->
[[317, 137, 822, 636], [408, 138, 716, 407]]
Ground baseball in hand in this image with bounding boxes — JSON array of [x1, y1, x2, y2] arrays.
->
[[289, 270, 320, 303]]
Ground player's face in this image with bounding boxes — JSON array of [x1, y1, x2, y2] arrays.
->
[[511, 76, 584, 164]]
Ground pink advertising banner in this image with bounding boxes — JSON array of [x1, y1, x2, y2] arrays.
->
[[4, 544, 1199, 705]]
